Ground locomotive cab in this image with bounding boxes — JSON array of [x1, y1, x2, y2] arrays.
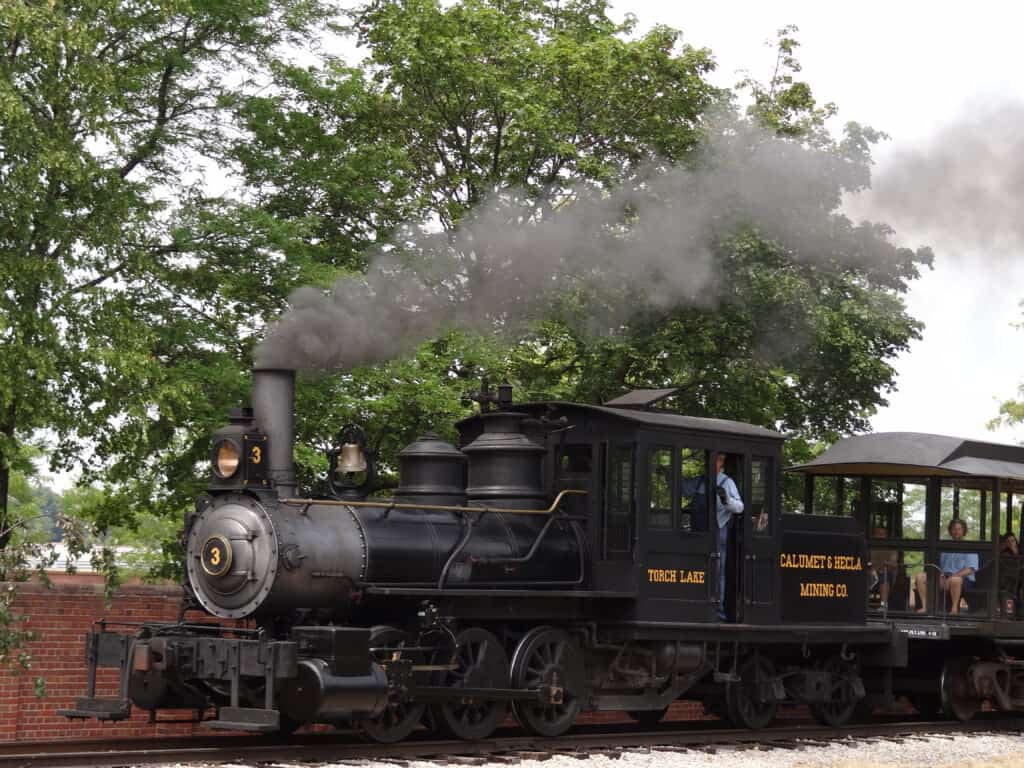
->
[[506, 393, 869, 627]]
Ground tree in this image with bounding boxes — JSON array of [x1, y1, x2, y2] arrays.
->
[[229, 0, 726, 485], [340, 15, 927, 444], [225, 8, 931, 504], [352, 0, 721, 225], [0, 0, 325, 555], [498, 27, 930, 458], [2, 2, 935, 583], [990, 302, 1024, 436]]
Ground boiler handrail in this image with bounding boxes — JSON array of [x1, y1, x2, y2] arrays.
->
[[280, 488, 588, 516]]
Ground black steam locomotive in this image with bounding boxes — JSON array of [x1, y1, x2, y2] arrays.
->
[[62, 369, 1024, 740]]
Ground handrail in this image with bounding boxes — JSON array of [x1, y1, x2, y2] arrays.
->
[[280, 488, 588, 516]]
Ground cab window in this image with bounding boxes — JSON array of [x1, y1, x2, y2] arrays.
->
[[751, 457, 773, 535], [679, 448, 709, 533], [869, 479, 926, 540], [647, 447, 673, 529], [605, 445, 635, 558], [811, 476, 861, 517], [940, 480, 988, 542]]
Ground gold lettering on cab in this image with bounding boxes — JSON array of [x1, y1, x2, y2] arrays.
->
[[781, 552, 860, 600], [779, 553, 862, 571], [647, 568, 705, 585], [799, 582, 849, 598]]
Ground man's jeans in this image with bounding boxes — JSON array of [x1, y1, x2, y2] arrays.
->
[[717, 517, 730, 620]]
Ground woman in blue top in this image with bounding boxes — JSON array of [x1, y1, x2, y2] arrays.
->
[[915, 518, 978, 615]]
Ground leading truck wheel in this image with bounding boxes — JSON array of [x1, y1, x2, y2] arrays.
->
[[360, 626, 426, 743], [431, 627, 510, 741], [726, 655, 778, 729], [809, 655, 863, 727], [510, 626, 586, 737]]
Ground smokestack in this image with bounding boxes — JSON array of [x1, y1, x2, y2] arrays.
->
[[251, 367, 296, 497]]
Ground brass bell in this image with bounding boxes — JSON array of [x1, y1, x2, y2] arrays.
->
[[338, 442, 368, 474]]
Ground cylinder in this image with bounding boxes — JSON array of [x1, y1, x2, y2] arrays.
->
[[278, 659, 388, 721], [252, 368, 296, 497]]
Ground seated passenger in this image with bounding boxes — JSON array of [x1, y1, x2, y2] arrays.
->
[[914, 519, 978, 615], [869, 547, 899, 609], [1000, 532, 1019, 557]]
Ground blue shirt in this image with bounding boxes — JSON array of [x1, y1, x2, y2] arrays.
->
[[940, 551, 979, 582], [680, 473, 744, 530], [715, 473, 744, 529]]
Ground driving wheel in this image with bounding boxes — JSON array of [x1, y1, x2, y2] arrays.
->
[[360, 626, 426, 743], [941, 656, 980, 722], [431, 627, 510, 740], [809, 654, 863, 727], [510, 626, 586, 737], [726, 654, 778, 729]]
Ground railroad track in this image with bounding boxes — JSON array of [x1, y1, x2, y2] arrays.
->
[[1, 717, 1020, 768]]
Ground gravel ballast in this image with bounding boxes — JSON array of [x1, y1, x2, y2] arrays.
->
[[200, 732, 1024, 768]]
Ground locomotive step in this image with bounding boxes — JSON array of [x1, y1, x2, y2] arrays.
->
[[204, 706, 280, 732], [57, 697, 131, 721]]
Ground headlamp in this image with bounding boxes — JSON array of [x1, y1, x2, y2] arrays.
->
[[214, 440, 240, 478]]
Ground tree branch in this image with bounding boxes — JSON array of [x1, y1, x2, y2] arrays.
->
[[118, 61, 176, 179]]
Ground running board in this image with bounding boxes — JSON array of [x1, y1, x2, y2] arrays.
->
[[58, 697, 132, 721]]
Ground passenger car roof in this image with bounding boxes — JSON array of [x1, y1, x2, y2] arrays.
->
[[790, 432, 1024, 490], [516, 401, 784, 441]]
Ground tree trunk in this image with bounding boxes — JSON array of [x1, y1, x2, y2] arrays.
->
[[0, 449, 10, 552], [0, 417, 13, 552]]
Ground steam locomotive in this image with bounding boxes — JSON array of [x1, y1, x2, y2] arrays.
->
[[62, 368, 1024, 740]]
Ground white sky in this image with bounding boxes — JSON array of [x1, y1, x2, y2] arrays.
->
[[614, 0, 1024, 444]]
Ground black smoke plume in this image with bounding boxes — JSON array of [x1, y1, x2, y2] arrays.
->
[[847, 104, 1024, 260]]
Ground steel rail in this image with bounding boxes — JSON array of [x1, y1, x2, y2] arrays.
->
[[1, 717, 1020, 768]]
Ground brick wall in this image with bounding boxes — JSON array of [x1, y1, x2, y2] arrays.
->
[[0, 576, 213, 743], [1, 575, 762, 743]]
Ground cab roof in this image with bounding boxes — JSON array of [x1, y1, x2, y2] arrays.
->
[[515, 401, 784, 441]]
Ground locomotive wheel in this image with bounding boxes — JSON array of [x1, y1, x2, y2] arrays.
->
[[940, 656, 980, 722], [510, 626, 586, 737], [431, 627, 510, 741], [726, 655, 777, 730], [626, 706, 669, 727], [809, 655, 862, 727], [361, 626, 426, 743]]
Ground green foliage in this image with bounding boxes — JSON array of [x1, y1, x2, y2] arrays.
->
[[0, 0, 336, 564], [990, 302, 1024, 436], [0, 0, 331, 679], [739, 25, 836, 142], [352, 0, 722, 225], [0, 470, 98, 693]]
